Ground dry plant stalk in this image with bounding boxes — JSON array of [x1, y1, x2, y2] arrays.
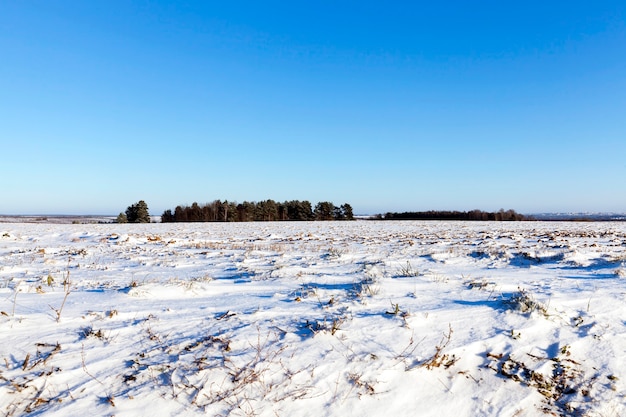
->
[[422, 324, 457, 370], [51, 270, 71, 323]]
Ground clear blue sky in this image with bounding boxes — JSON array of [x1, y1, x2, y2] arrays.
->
[[1, 1, 625, 215]]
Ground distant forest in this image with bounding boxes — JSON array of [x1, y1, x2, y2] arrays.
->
[[380, 209, 526, 221], [161, 200, 354, 222]]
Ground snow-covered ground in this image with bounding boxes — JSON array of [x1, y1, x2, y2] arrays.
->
[[1, 221, 625, 416]]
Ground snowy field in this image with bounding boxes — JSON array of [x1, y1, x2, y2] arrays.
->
[[1, 221, 625, 417]]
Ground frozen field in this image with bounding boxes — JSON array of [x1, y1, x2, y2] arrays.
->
[[1, 221, 625, 416]]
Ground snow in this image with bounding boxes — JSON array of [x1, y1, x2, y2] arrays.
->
[[1, 221, 625, 416]]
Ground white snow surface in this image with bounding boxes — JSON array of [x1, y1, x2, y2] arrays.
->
[[1, 221, 625, 416]]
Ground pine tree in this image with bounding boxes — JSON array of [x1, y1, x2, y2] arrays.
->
[[314, 202, 335, 220], [125, 200, 150, 223], [161, 210, 174, 223], [341, 203, 354, 220]]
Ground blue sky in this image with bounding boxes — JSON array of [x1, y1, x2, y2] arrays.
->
[[1, 1, 625, 215]]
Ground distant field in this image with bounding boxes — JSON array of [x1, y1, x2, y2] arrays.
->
[[0, 215, 117, 224]]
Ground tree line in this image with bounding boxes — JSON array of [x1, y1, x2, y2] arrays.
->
[[160, 200, 354, 222], [380, 209, 526, 221], [117, 200, 525, 224]]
